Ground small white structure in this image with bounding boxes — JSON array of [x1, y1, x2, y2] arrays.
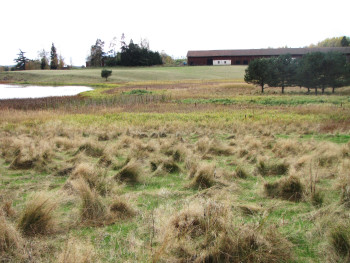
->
[[213, 60, 231, 66]]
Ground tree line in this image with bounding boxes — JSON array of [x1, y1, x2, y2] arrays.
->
[[86, 37, 162, 67], [244, 52, 350, 94], [12, 43, 65, 71]]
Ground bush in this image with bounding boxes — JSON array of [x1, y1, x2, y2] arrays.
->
[[101, 69, 112, 81]]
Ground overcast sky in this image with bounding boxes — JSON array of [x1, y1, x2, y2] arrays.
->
[[1, 0, 349, 66]]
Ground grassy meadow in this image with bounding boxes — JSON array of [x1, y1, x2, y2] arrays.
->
[[1, 66, 350, 262]]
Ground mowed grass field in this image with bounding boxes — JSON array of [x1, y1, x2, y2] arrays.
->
[[1, 66, 350, 262], [0, 66, 246, 84]]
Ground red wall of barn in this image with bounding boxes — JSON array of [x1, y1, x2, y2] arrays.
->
[[187, 55, 303, 66]]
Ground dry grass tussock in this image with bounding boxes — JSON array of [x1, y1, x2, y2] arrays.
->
[[115, 160, 142, 184], [272, 138, 303, 158], [188, 163, 217, 189], [155, 200, 293, 262], [54, 136, 78, 151], [69, 162, 113, 196], [75, 141, 105, 158], [109, 199, 136, 219], [150, 157, 181, 176], [339, 161, 350, 208], [327, 221, 350, 261], [17, 192, 58, 236], [1, 136, 55, 172], [264, 175, 304, 202], [72, 178, 108, 225], [57, 237, 99, 263], [0, 216, 24, 257], [316, 142, 344, 168], [256, 159, 289, 176], [196, 137, 232, 156], [0, 200, 16, 218]]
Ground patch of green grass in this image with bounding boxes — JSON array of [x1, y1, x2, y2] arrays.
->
[[276, 133, 350, 144], [122, 89, 152, 95], [181, 95, 350, 106], [302, 133, 350, 144]]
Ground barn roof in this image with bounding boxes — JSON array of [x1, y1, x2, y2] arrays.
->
[[187, 47, 350, 57]]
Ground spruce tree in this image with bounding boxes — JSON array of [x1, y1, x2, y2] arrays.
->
[[50, 43, 58, 70]]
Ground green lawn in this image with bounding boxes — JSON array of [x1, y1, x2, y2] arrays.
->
[[0, 66, 246, 84]]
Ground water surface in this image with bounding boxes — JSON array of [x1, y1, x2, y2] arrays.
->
[[0, 84, 93, 99]]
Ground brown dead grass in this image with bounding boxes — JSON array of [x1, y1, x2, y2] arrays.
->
[[57, 237, 98, 263], [17, 192, 58, 236], [155, 200, 293, 262]]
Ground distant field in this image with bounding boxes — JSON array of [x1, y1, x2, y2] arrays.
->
[[0, 66, 246, 84]]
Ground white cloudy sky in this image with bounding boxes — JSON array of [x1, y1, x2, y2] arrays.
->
[[1, 0, 349, 66]]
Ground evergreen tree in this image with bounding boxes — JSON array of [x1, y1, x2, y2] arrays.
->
[[266, 54, 296, 93], [323, 52, 349, 93], [14, 49, 28, 70], [50, 43, 58, 70], [341, 36, 350, 47], [244, 58, 273, 93], [38, 49, 49, 70]]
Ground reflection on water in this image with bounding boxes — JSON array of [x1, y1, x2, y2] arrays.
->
[[0, 84, 93, 99]]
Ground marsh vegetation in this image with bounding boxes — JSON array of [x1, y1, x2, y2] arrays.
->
[[1, 66, 350, 262]]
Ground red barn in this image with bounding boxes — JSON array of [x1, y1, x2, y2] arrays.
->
[[187, 47, 350, 66]]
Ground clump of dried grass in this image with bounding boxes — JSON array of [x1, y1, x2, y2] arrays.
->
[[69, 163, 112, 196], [188, 163, 217, 189], [109, 199, 136, 219], [155, 201, 293, 262], [115, 161, 142, 184], [17, 192, 58, 236], [196, 137, 210, 153], [264, 175, 304, 202], [57, 237, 98, 263], [72, 178, 107, 225], [317, 142, 342, 168], [7, 139, 54, 172], [118, 135, 133, 148], [0, 200, 16, 218], [256, 160, 289, 176], [273, 138, 301, 158], [150, 158, 181, 175], [75, 141, 104, 158], [97, 153, 114, 167], [196, 137, 232, 157], [0, 216, 23, 255], [329, 222, 350, 260], [234, 166, 249, 179], [55, 136, 77, 151]]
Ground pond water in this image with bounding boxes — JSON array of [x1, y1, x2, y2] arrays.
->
[[0, 84, 93, 100]]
